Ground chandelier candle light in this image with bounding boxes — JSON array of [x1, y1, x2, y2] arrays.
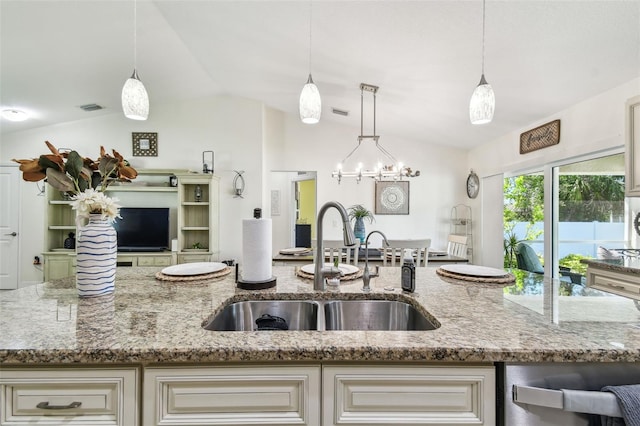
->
[[469, 0, 495, 125], [299, 1, 321, 124], [332, 83, 420, 183], [121, 0, 149, 120]]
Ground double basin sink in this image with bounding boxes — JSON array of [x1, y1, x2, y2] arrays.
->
[[204, 299, 440, 331]]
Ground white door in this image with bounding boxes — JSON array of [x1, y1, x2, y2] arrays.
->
[[0, 165, 20, 289]]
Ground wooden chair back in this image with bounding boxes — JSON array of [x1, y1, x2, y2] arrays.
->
[[382, 238, 431, 267], [312, 239, 360, 265], [447, 234, 468, 258]]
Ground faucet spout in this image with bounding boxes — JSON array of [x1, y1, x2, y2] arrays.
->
[[314, 201, 357, 290], [363, 230, 389, 292]]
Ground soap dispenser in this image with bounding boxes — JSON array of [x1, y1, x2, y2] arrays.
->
[[401, 249, 415, 293]]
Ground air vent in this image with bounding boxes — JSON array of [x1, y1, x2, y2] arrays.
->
[[332, 108, 349, 116], [79, 103, 104, 112]]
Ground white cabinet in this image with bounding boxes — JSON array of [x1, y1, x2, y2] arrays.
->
[[177, 173, 220, 261], [0, 367, 139, 425], [42, 170, 220, 281], [322, 364, 495, 426], [626, 95, 640, 197], [587, 266, 640, 301], [143, 365, 321, 426]]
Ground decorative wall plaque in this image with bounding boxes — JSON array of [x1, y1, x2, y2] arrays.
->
[[520, 120, 560, 154], [132, 132, 158, 157], [375, 181, 409, 215]]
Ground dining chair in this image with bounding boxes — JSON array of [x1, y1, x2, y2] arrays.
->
[[447, 234, 468, 258], [312, 239, 360, 266], [382, 238, 431, 267]]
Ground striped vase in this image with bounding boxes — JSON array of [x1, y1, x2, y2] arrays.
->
[[76, 214, 117, 297]]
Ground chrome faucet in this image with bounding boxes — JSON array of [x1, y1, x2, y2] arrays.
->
[[362, 230, 389, 292], [314, 201, 357, 290]]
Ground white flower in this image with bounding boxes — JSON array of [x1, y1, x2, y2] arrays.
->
[[71, 188, 121, 223]]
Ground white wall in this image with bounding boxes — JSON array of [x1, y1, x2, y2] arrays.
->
[[1, 92, 473, 284], [1, 95, 264, 283], [469, 77, 640, 262]]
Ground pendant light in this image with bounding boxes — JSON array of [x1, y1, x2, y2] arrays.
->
[[299, 1, 321, 124], [122, 0, 149, 121], [469, 0, 494, 125]]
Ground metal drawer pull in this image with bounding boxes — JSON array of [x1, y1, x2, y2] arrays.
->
[[36, 401, 82, 410], [513, 385, 622, 417], [609, 284, 626, 290]]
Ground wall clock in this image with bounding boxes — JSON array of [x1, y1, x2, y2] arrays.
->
[[466, 170, 479, 199], [635, 212, 640, 237]]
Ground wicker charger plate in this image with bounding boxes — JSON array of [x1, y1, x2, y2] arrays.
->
[[155, 267, 231, 282], [436, 267, 515, 284], [296, 268, 363, 281]]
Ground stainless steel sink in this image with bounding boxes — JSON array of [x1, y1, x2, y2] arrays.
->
[[323, 300, 438, 331], [203, 299, 439, 331], [203, 300, 320, 331]]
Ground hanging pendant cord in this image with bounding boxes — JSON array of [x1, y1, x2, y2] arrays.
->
[[308, 1, 312, 74], [481, 0, 486, 75], [133, 0, 138, 70]]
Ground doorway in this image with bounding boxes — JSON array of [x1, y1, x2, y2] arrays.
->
[[0, 165, 21, 289], [269, 171, 317, 252]]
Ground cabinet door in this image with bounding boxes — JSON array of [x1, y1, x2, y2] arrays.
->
[[43, 254, 74, 280], [587, 267, 640, 300], [626, 95, 640, 196], [144, 365, 321, 426], [322, 365, 495, 426], [0, 367, 139, 426]]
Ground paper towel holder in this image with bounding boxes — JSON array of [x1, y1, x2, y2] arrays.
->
[[237, 208, 277, 290]]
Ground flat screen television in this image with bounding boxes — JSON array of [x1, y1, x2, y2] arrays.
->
[[113, 207, 170, 252]]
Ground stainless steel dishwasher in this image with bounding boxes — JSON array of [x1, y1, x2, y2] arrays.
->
[[500, 362, 640, 425]]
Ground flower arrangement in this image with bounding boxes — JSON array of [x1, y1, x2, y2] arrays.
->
[[12, 141, 138, 222]]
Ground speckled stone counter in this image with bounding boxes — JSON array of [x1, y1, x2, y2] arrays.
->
[[582, 257, 640, 275], [1, 266, 639, 365]]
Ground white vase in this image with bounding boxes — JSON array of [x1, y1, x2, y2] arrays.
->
[[76, 214, 117, 297]]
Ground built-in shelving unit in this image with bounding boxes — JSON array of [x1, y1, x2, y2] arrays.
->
[[42, 169, 220, 281], [451, 204, 473, 262]]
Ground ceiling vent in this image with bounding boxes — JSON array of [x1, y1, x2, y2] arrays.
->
[[332, 108, 349, 117], [79, 103, 104, 112]]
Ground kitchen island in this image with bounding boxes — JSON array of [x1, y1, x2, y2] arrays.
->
[[1, 266, 639, 425]]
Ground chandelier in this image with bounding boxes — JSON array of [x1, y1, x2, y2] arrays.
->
[[331, 83, 419, 183]]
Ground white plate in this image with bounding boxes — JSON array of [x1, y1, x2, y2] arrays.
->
[[279, 247, 311, 255], [300, 263, 359, 276], [439, 264, 508, 277], [161, 262, 226, 276]]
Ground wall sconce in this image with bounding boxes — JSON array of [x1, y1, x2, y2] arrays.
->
[[233, 170, 245, 198], [202, 151, 214, 173]]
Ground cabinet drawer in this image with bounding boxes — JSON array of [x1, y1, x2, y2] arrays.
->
[[144, 365, 321, 426], [178, 254, 211, 263], [588, 268, 640, 300], [0, 367, 139, 425], [138, 256, 172, 266], [323, 365, 495, 426]]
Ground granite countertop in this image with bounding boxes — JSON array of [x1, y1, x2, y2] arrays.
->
[[581, 256, 640, 275], [1, 266, 639, 365]]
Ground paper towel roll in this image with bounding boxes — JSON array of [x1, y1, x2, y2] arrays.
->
[[242, 218, 272, 281]]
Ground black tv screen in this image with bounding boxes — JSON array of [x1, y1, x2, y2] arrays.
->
[[113, 207, 170, 252]]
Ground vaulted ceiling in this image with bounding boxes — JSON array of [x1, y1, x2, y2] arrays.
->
[[2, 1, 639, 150]]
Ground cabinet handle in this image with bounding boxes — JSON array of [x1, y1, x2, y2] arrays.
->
[[609, 284, 626, 290], [4, 232, 17, 236], [36, 401, 82, 410]]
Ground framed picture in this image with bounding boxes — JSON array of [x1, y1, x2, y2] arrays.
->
[[132, 132, 158, 157], [375, 181, 409, 215]]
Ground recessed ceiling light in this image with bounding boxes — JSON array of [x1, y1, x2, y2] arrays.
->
[[2, 109, 29, 122]]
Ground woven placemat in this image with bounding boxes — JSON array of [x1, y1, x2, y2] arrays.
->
[[155, 267, 231, 282], [436, 267, 515, 284], [296, 268, 363, 281]]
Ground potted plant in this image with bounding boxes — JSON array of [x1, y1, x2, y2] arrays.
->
[[348, 204, 375, 243]]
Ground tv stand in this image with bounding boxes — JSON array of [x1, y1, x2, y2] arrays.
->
[[42, 169, 219, 281]]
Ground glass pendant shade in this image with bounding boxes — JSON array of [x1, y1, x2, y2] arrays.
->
[[121, 69, 149, 121], [299, 74, 321, 124], [469, 74, 495, 125]]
